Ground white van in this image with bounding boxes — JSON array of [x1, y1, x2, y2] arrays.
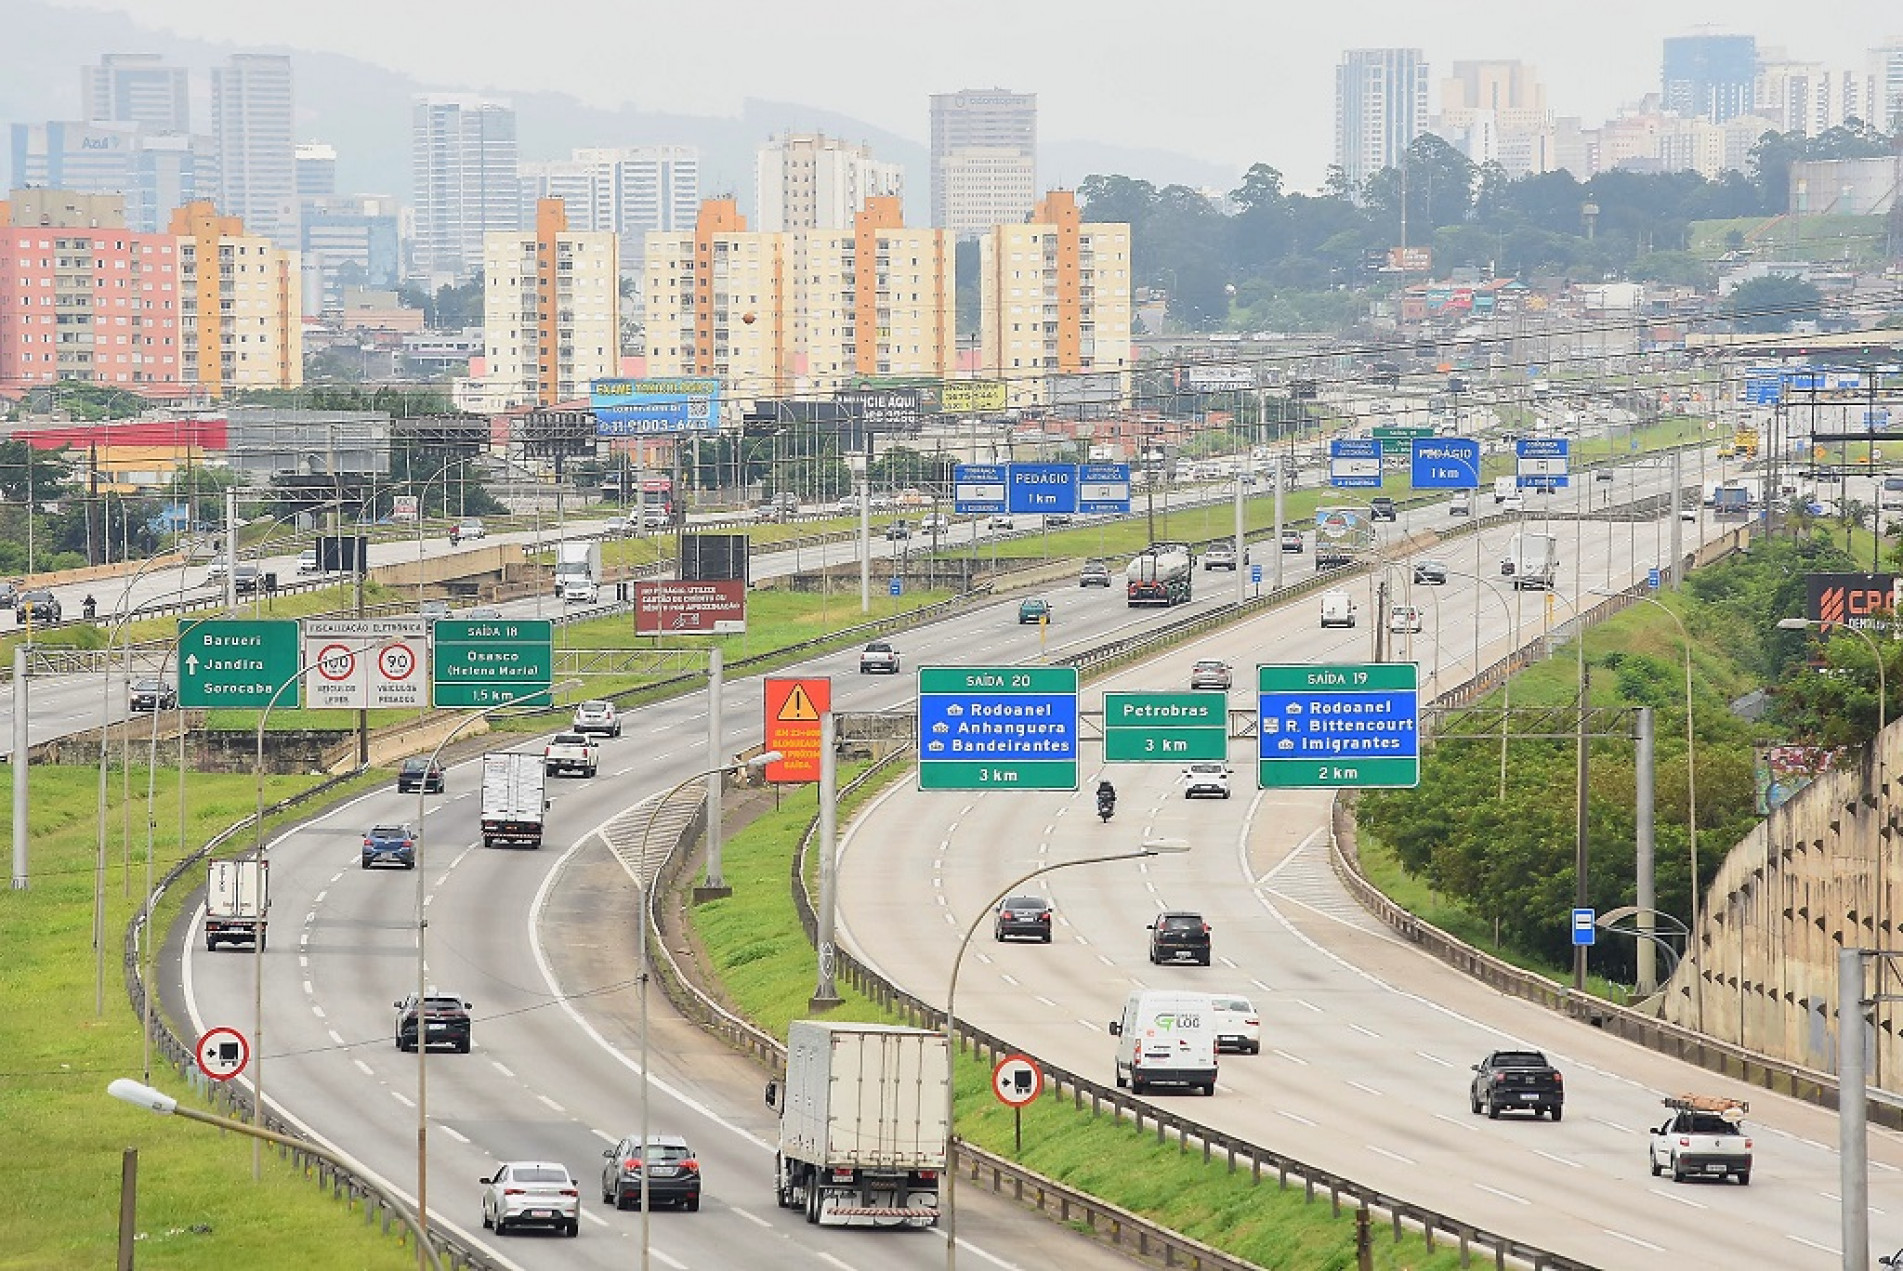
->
[[1320, 589, 1357, 629], [1493, 476, 1516, 504], [1109, 991, 1218, 1096]]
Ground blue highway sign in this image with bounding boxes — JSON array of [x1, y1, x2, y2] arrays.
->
[[1007, 463, 1079, 515], [1330, 438, 1382, 489], [1078, 463, 1132, 514], [1515, 437, 1570, 489], [1410, 438, 1480, 489], [953, 464, 1007, 515]]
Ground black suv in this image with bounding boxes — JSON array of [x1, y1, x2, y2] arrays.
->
[[16, 589, 60, 624], [129, 678, 178, 711], [1147, 912, 1211, 965], [1370, 496, 1397, 521], [394, 992, 472, 1053], [396, 758, 445, 794], [994, 895, 1053, 943]]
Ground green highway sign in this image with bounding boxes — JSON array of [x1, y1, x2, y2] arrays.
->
[[1103, 692, 1229, 762], [177, 619, 300, 709], [918, 665, 1079, 791], [430, 618, 553, 708], [1257, 661, 1419, 790], [1372, 425, 1435, 453]]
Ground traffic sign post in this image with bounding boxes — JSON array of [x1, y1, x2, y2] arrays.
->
[[430, 618, 553, 708], [177, 619, 300, 709], [763, 677, 829, 784], [195, 1026, 250, 1081], [1257, 662, 1420, 789], [300, 619, 427, 710], [1103, 692, 1228, 761], [917, 666, 1079, 790], [991, 1053, 1044, 1155], [1329, 438, 1382, 489], [889, 577, 903, 597], [1409, 438, 1481, 490], [1515, 437, 1571, 489]]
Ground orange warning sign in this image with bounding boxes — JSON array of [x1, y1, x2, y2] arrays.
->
[[763, 677, 830, 784]]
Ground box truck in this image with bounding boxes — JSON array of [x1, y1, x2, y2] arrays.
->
[[480, 752, 548, 849], [767, 1021, 947, 1228], [554, 541, 602, 597], [1503, 532, 1560, 590], [1109, 990, 1218, 1095], [205, 859, 269, 951]]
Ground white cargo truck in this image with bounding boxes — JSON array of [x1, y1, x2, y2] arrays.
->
[[205, 859, 269, 951], [1109, 990, 1218, 1095], [554, 541, 602, 595], [1502, 532, 1560, 590], [768, 1021, 947, 1228], [480, 752, 548, 849]]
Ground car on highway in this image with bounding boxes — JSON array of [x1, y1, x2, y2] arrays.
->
[[919, 513, 950, 534], [1370, 496, 1397, 521], [296, 547, 321, 573], [1449, 493, 1472, 517], [450, 519, 486, 543], [1470, 1050, 1565, 1121], [16, 589, 59, 624], [993, 894, 1053, 943], [543, 732, 601, 778], [1147, 911, 1212, 965], [232, 564, 262, 595], [396, 758, 445, 794], [859, 639, 901, 674], [361, 823, 417, 870], [1649, 1095, 1751, 1184], [463, 605, 503, 620], [1189, 659, 1233, 691], [1280, 528, 1304, 553], [1389, 605, 1423, 634], [1201, 543, 1238, 571], [1017, 598, 1052, 624], [1182, 761, 1233, 800], [1501, 493, 1526, 512], [884, 519, 911, 540], [1044, 513, 1074, 528], [1210, 995, 1261, 1054], [637, 506, 670, 531], [1594, 469, 1614, 482], [986, 513, 1015, 530], [601, 1134, 700, 1212], [834, 495, 861, 515], [129, 678, 177, 711], [572, 700, 622, 738], [394, 991, 471, 1052], [1413, 559, 1448, 585], [482, 1161, 580, 1236], [0, 581, 16, 609], [420, 599, 452, 621], [561, 578, 600, 605], [1079, 559, 1112, 587]]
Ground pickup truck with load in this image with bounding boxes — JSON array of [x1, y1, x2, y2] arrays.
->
[[554, 540, 602, 595], [1502, 532, 1559, 590], [205, 859, 269, 950], [1469, 1050, 1564, 1120], [542, 731, 601, 778], [480, 752, 548, 848], [1126, 550, 1193, 607], [767, 1021, 947, 1228], [1649, 1094, 1751, 1184]]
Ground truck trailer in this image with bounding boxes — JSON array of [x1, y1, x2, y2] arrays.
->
[[769, 1021, 948, 1228], [480, 752, 548, 849], [205, 859, 269, 950], [554, 541, 602, 596], [1126, 550, 1193, 607], [1502, 532, 1560, 590]]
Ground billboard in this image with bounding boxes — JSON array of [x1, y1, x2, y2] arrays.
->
[[633, 580, 747, 634], [939, 380, 1008, 413], [836, 388, 923, 430], [1183, 365, 1258, 391], [1387, 246, 1432, 272], [1806, 572, 1902, 632], [679, 533, 749, 584], [1754, 744, 1840, 814], [589, 378, 722, 436]]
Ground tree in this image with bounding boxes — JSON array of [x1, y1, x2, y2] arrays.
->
[[1722, 275, 1823, 332]]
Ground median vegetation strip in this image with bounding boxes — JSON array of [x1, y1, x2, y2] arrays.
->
[[0, 766, 413, 1270], [687, 771, 1467, 1268]]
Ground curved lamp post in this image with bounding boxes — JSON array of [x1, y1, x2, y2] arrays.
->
[[943, 837, 1190, 1271]]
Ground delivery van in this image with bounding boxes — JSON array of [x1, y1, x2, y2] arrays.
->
[[1109, 991, 1217, 1096], [1320, 589, 1357, 628], [1493, 476, 1517, 504]]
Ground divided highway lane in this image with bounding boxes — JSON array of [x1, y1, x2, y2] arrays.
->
[[830, 513, 1903, 1270]]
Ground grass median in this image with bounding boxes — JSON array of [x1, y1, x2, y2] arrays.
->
[[688, 766, 1469, 1269], [0, 765, 414, 1270]]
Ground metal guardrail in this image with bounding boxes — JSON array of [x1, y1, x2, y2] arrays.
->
[[123, 771, 500, 1271]]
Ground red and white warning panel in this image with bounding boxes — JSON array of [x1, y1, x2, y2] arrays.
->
[[195, 1026, 250, 1082], [300, 619, 428, 710]]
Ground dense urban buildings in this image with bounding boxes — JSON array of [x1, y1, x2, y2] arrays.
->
[[466, 197, 619, 410], [82, 53, 190, 134], [170, 199, 302, 394], [755, 132, 903, 233], [211, 54, 297, 248], [929, 89, 1036, 238], [518, 145, 699, 274], [1662, 34, 1759, 124], [412, 93, 519, 286], [1335, 48, 1430, 190]]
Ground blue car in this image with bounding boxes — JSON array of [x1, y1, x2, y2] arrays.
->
[[362, 824, 417, 870]]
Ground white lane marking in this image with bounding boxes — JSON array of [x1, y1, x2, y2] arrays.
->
[[1271, 1049, 1308, 1066], [1788, 1235, 1838, 1255], [1590, 1117, 1631, 1134], [1349, 1023, 1380, 1039], [298, 955, 309, 969], [1473, 1182, 1528, 1204], [733, 1208, 773, 1229], [1414, 1051, 1454, 1068], [1346, 1080, 1383, 1097], [1292, 998, 1322, 1014], [311, 1005, 326, 1020], [1097, 954, 1115, 967], [1276, 1109, 1316, 1127], [1432, 1112, 1479, 1134], [302, 979, 313, 995], [1000, 974, 1020, 987], [1368, 1145, 1415, 1166], [581, 1209, 612, 1230], [390, 1091, 415, 1108], [815, 1254, 859, 1271], [313, 890, 327, 904], [328, 871, 343, 884], [1649, 1189, 1706, 1210], [537, 1094, 566, 1114], [491, 1061, 515, 1079], [974, 952, 991, 964], [592, 1128, 618, 1145], [440, 1126, 470, 1144], [1218, 956, 1238, 969], [1250, 978, 1272, 993], [328, 1030, 346, 1046], [1532, 1149, 1582, 1170], [1077, 1018, 1100, 1031], [1035, 995, 1059, 1008], [354, 1059, 374, 1077]]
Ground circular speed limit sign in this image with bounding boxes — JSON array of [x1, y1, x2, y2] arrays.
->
[[315, 643, 355, 682], [378, 642, 418, 682]]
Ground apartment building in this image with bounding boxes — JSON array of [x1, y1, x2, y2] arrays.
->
[[82, 53, 191, 133], [930, 89, 1036, 237], [0, 190, 184, 395], [643, 199, 789, 396], [1662, 34, 1758, 124], [978, 190, 1131, 409], [475, 198, 620, 409], [211, 54, 297, 248], [170, 199, 302, 395], [413, 94, 519, 285], [519, 145, 699, 274], [1434, 61, 1553, 177], [756, 133, 903, 232], [1335, 49, 1430, 190]]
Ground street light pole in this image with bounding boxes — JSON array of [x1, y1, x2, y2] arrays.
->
[[942, 838, 1190, 1271]]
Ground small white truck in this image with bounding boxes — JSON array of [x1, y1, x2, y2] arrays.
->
[[205, 859, 269, 951], [542, 731, 601, 778], [480, 752, 548, 849], [1320, 589, 1357, 628], [1502, 532, 1559, 591], [554, 540, 602, 595], [1109, 990, 1218, 1095], [1648, 1094, 1752, 1185], [767, 1021, 947, 1228]]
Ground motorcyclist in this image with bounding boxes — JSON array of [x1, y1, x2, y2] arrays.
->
[[82, 593, 97, 621], [1096, 778, 1117, 815]]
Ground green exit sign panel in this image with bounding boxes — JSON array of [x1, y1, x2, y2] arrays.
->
[[1103, 692, 1229, 761], [1256, 661, 1419, 790], [917, 665, 1079, 791], [431, 618, 554, 708], [177, 619, 300, 709]]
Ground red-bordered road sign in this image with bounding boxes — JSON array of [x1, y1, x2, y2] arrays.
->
[[991, 1053, 1042, 1108], [315, 643, 355, 681], [763, 677, 829, 784], [195, 1026, 250, 1082]]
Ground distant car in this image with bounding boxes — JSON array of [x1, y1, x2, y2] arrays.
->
[[1017, 598, 1052, 624], [396, 758, 445, 794], [1210, 995, 1261, 1054], [835, 496, 861, 515], [859, 640, 901, 674], [0, 581, 16, 608], [1502, 494, 1526, 512], [1370, 496, 1397, 521], [1182, 762, 1233, 800], [362, 823, 417, 870], [919, 513, 950, 534], [482, 1161, 579, 1236], [395, 991, 472, 1052], [993, 895, 1053, 943], [1201, 544, 1238, 571], [639, 506, 670, 530], [129, 678, 178, 711], [1594, 470, 1614, 482], [561, 578, 600, 605], [884, 520, 911, 540], [543, 732, 601, 778], [1079, 559, 1112, 587], [1448, 494, 1472, 517], [420, 599, 452, 620], [572, 700, 622, 738], [867, 493, 894, 512], [450, 519, 486, 543], [1147, 911, 1212, 965], [232, 564, 262, 595], [1470, 1050, 1566, 1121], [1413, 559, 1448, 585], [600, 1135, 699, 1213], [987, 514, 1015, 530], [16, 589, 59, 624], [1043, 513, 1074, 528], [1389, 604, 1423, 634], [463, 606, 503, 620], [296, 547, 320, 574], [1189, 659, 1233, 691], [1280, 528, 1305, 553]]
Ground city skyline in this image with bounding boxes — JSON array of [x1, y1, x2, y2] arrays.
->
[[39, 0, 1902, 188]]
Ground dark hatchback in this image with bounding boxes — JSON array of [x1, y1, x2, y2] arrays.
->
[[1147, 911, 1212, 965], [601, 1134, 701, 1211], [397, 758, 445, 794], [993, 895, 1053, 943], [129, 678, 177, 711], [394, 992, 471, 1052]]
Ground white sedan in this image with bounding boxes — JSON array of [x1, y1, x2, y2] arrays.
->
[[1210, 995, 1261, 1054], [1182, 762, 1233, 800], [481, 1161, 580, 1237]]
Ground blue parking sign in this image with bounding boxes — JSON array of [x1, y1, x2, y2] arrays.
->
[[888, 578, 903, 596]]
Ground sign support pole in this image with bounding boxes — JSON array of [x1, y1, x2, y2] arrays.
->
[[11, 644, 28, 889], [1273, 469, 1285, 592], [1234, 477, 1246, 607], [699, 648, 730, 898], [809, 712, 842, 1010]]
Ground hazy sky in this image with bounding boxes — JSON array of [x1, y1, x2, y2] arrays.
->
[[51, 0, 1901, 187]]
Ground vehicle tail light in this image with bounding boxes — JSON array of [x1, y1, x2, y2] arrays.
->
[[402, 840, 413, 850], [829, 1168, 856, 1184], [1202, 923, 1211, 934], [1493, 1074, 1507, 1085], [1039, 912, 1051, 923], [623, 1158, 641, 1171], [363, 837, 372, 847], [1677, 1136, 1692, 1146], [1245, 1017, 1259, 1026], [559, 1187, 578, 1197], [1744, 1138, 1753, 1149], [1552, 1073, 1563, 1085], [682, 1159, 699, 1173], [504, 1187, 525, 1196], [915, 1170, 938, 1182]]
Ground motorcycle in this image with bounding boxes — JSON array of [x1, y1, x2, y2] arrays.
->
[[1096, 792, 1116, 823]]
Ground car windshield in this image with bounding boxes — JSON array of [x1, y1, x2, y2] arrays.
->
[[1002, 896, 1045, 911], [400, 759, 431, 773], [1195, 661, 1225, 671], [1494, 1051, 1546, 1067], [866, 642, 892, 652], [1211, 997, 1253, 1011], [638, 1143, 692, 1163], [1684, 1114, 1740, 1135], [370, 825, 410, 839], [421, 996, 464, 1012], [133, 679, 165, 691], [1188, 764, 1223, 774], [579, 701, 610, 713]]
